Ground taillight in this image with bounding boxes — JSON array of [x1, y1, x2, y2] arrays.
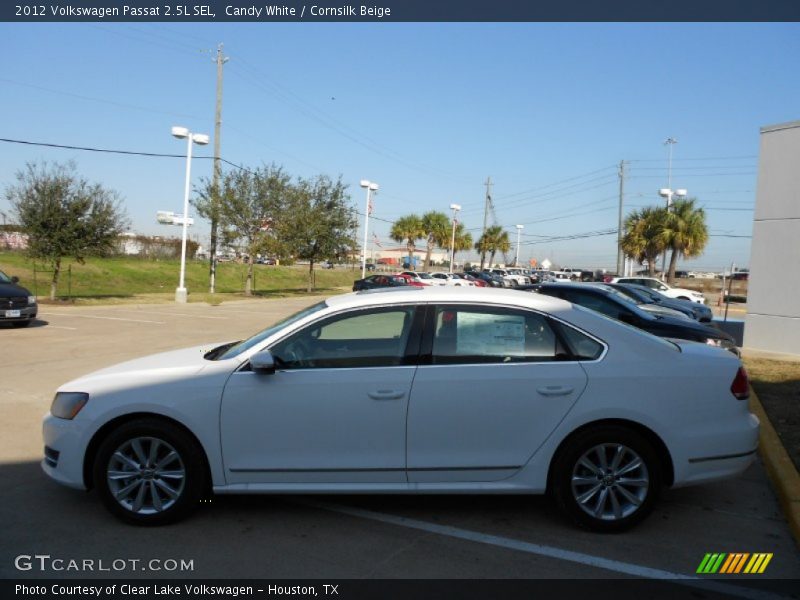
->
[[730, 366, 750, 400]]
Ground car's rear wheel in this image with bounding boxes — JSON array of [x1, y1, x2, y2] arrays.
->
[[93, 418, 206, 525], [552, 425, 661, 532]]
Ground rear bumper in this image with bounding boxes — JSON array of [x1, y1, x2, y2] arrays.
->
[[674, 412, 760, 487]]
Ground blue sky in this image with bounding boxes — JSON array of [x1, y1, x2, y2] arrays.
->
[[1, 22, 798, 270]]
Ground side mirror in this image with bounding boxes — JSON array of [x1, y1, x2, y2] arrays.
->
[[11, 276, 19, 284], [250, 350, 276, 374]]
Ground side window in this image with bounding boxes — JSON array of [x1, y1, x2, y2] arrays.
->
[[565, 291, 626, 320], [552, 322, 604, 360], [431, 306, 563, 364], [270, 307, 415, 369]]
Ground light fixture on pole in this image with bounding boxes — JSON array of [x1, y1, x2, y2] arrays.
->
[[359, 179, 379, 279], [658, 186, 687, 277], [448, 203, 461, 273], [171, 126, 209, 303], [514, 225, 524, 266]]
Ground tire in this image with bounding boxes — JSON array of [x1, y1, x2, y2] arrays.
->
[[12, 320, 31, 328], [93, 418, 206, 526], [551, 425, 662, 532]]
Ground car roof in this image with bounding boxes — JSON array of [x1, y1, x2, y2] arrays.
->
[[329, 286, 572, 312]]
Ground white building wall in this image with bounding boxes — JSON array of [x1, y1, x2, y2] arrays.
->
[[744, 120, 800, 356]]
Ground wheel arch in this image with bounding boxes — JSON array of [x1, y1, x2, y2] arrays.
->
[[82, 412, 212, 493], [546, 418, 675, 491]]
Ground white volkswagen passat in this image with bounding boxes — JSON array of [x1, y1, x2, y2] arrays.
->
[[42, 287, 758, 531]]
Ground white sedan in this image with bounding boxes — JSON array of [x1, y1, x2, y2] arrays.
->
[[611, 277, 707, 304], [42, 287, 758, 531], [429, 272, 475, 286]]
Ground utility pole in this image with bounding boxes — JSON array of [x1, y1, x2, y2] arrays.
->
[[482, 176, 493, 237], [616, 160, 626, 275], [480, 177, 492, 270], [209, 42, 229, 294]]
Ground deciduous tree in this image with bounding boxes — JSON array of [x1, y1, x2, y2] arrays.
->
[[6, 161, 128, 300]]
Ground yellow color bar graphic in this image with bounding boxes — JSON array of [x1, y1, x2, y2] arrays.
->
[[744, 553, 773, 574]]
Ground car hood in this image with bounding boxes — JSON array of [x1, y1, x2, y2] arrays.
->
[[672, 286, 704, 297], [57, 342, 232, 392], [0, 282, 31, 297], [639, 304, 690, 319], [644, 312, 733, 341]]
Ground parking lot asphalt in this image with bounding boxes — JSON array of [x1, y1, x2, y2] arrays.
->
[[1, 297, 799, 585]]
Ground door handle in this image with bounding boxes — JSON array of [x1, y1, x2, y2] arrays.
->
[[368, 389, 406, 400], [536, 386, 574, 397]]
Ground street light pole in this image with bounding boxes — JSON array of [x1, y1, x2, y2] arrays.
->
[[449, 204, 461, 273], [172, 126, 209, 303], [359, 180, 379, 279], [515, 225, 524, 266]]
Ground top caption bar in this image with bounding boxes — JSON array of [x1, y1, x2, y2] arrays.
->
[[4, 0, 800, 22]]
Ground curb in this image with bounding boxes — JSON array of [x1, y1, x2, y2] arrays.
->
[[749, 386, 800, 546]]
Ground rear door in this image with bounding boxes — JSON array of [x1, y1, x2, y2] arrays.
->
[[406, 304, 588, 483]]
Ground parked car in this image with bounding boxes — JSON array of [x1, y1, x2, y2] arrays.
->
[[456, 272, 488, 287], [393, 273, 424, 286], [532, 282, 738, 355], [484, 268, 531, 286], [429, 272, 475, 286], [352, 275, 419, 291], [42, 287, 757, 531], [605, 283, 698, 321], [469, 270, 508, 288], [401, 271, 444, 286], [256, 257, 277, 266], [320, 261, 335, 269], [610, 276, 707, 304], [365, 263, 377, 272], [617, 283, 713, 323], [0, 270, 37, 328]]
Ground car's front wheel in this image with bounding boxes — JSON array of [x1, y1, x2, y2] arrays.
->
[[93, 418, 206, 525], [551, 425, 661, 532]]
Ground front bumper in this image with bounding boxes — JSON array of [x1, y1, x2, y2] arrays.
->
[[1, 304, 37, 323], [41, 413, 90, 490]]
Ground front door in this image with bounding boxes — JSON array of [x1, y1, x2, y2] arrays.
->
[[221, 305, 420, 485]]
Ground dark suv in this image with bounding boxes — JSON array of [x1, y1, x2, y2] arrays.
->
[[531, 282, 738, 355], [0, 270, 37, 328]]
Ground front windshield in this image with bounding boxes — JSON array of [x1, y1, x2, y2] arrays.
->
[[213, 301, 328, 360], [0, 270, 12, 284], [417, 272, 433, 279], [601, 286, 641, 306]]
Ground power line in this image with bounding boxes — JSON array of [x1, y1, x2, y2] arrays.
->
[[0, 136, 203, 159], [489, 164, 617, 202], [627, 155, 757, 162]]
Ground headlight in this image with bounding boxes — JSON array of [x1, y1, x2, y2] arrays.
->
[[51, 392, 89, 420], [28, 296, 36, 305], [706, 337, 735, 349]]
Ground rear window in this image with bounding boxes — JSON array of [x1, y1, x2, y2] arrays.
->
[[568, 304, 680, 352]]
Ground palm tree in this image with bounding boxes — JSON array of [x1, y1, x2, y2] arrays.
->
[[621, 207, 667, 276], [420, 211, 451, 271], [390, 214, 424, 268], [475, 225, 510, 269], [660, 199, 709, 283]]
